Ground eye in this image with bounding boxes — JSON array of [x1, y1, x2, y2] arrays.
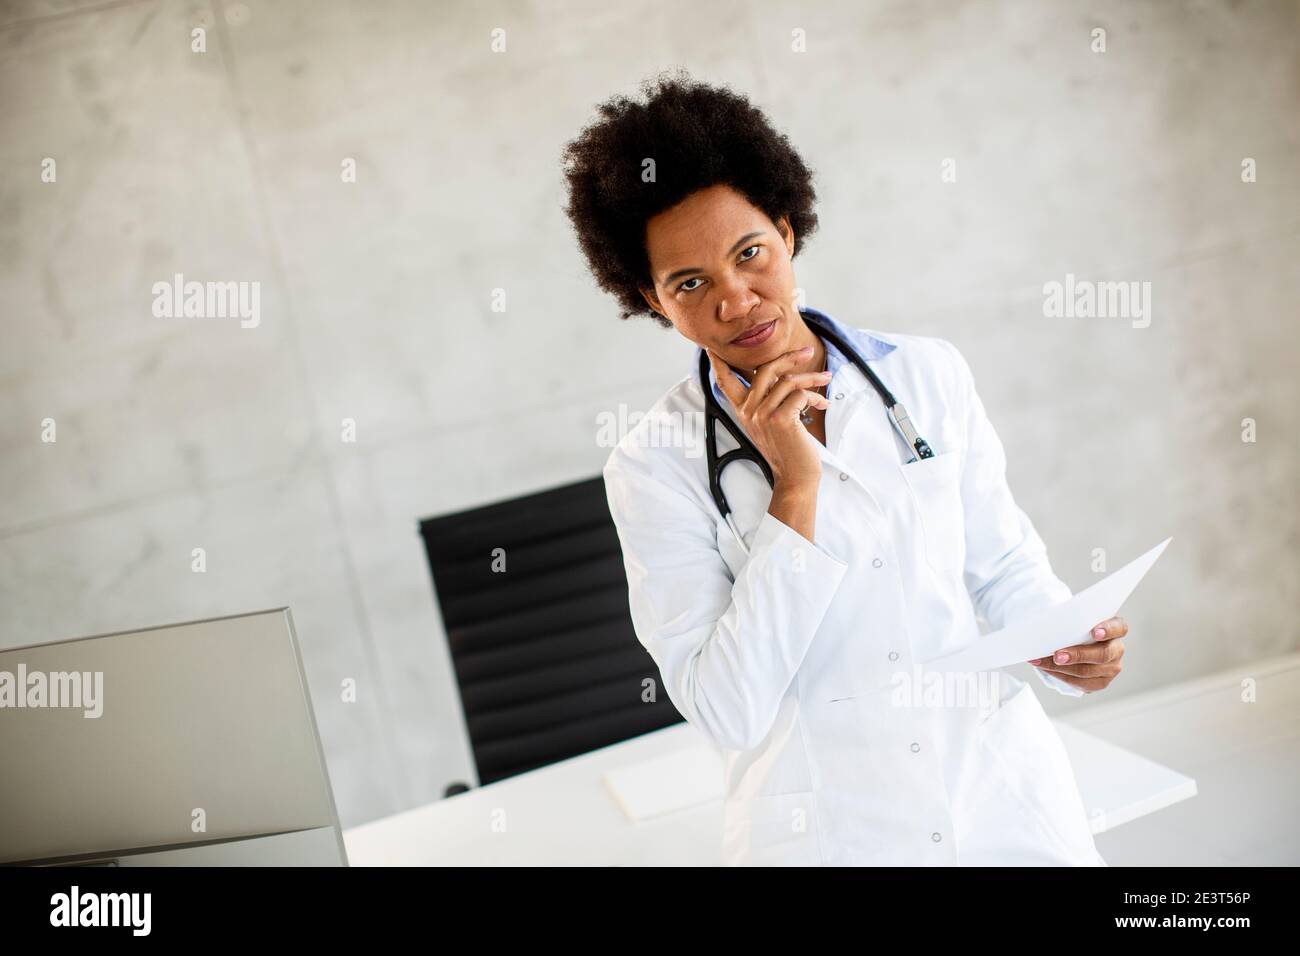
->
[[676, 246, 761, 293]]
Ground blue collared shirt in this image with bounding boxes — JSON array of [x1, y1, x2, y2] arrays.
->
[[693, 305, 897, 405]]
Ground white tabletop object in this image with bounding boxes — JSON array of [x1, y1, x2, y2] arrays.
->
[[344, 711, 1196, 866]]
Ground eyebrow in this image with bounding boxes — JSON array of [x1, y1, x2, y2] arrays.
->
[[661, 231, 765, 285]]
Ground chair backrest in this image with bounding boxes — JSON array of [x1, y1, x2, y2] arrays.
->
[[419, 476, 683, 786]]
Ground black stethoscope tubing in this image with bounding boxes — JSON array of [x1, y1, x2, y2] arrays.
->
[[700, 311, 934, 523]]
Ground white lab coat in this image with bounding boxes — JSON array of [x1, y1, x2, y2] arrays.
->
[[602, 309, 1107, 866]]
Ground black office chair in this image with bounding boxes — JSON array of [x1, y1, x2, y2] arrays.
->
[[420, 476, 684, 788]]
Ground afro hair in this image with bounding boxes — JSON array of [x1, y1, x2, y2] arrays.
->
[[560, 69, 820, 329]]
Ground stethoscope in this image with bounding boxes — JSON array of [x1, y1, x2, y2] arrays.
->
[[701, 310, 934, 553]]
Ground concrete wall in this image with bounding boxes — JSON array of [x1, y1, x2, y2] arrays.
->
[[2, 0, 1296, 827]]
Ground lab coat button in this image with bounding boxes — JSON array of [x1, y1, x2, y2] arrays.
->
[[888, 651, 899, 662], [931, 832, 942, 843], [872, 557, 883, 568], [838, 472, 849, 481], [834, 392, 844, 400], [910, 742, 920, 753]]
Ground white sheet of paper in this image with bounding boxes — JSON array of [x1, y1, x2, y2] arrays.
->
[[602, 745, 723, 823], [924, 536, 1172, 674]]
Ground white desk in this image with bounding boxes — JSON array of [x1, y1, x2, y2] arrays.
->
[[343, 709, 1197, 866]]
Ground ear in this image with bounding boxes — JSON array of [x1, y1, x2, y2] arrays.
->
[[639, 286, 666, 320], [776, 215, 796, 256]]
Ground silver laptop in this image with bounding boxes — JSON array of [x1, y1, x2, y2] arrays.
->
[[0, 608, 347, 866]]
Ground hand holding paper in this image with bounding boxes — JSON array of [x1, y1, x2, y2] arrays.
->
[[924, 537, 1172, 678], [1029, 613, 1129, 690]]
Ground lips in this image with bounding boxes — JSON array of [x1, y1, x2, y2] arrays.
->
[[731, 319, 776, 345]]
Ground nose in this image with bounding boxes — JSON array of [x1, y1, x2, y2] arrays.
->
[[716, 277, 762, 326]]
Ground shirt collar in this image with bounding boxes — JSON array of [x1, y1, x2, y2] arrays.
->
[[692, 305, 898, 405]]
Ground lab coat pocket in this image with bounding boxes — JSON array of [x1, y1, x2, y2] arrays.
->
[[900, 449, 966, 575], [975, 681, 1099, 863], [722, 790, 822, 866]]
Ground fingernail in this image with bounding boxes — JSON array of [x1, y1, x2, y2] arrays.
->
[[1055, 651, 1069, 664], [1093, 627, 1105, 638], [1028, 659, 1041, 665], [801, 346, 813, 353]]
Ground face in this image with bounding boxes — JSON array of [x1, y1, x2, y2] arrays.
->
[[640, 184, 805, 373]]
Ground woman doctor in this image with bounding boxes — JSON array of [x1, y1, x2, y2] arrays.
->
[[562, 72, 1128, 866]]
